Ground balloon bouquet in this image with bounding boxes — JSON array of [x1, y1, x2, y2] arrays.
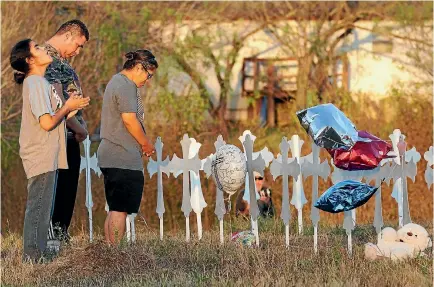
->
[[211, 103, 397, 246], [296, 103, 396, 213]]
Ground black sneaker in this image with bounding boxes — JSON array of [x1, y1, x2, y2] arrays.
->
[[59, 232, 72, 243], [49, 223, 71, 243]]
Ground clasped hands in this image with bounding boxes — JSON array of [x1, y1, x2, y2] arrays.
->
[[142, 140, 155, 157]]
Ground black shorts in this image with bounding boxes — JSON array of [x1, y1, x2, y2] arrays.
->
[[100, 168, 144, 214]]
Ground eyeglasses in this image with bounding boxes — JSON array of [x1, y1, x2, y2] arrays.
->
[[255, 177, 264, 181], [141, 63, 154, 80]]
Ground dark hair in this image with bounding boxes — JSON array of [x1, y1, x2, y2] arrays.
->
[[55, 19, 89, 41], [10, 39, 32, 84], [123, 49, 158, 71]]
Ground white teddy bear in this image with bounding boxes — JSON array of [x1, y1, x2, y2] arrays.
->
[[365, 223, 432, 261]]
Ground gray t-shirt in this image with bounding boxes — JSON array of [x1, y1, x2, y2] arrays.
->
[[97, 73, 146, 171], [19, 75, 68, 179]]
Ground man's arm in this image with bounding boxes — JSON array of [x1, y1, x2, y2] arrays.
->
[[66, 116, 87, 133], [52, 81, 77, 118], [53, 83, 88, 141], [121, 113, 154, 156]]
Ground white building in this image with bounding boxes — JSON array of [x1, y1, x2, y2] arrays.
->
[[158, 20, 432, 122]]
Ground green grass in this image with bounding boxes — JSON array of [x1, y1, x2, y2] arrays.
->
[[1, 223, 432, 286]]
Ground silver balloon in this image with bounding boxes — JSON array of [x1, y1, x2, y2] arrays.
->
[[297, 103, 368, 151]]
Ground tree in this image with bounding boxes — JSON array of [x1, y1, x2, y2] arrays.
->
[[258, 2, 432, 109], [390, 2, 432, 89], [153, 3, 266, 136]]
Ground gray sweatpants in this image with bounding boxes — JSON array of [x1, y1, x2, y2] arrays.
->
[[23, 171, 57, 262]]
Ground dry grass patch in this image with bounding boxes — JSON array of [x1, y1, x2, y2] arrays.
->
[[1, 224, 432, 286]]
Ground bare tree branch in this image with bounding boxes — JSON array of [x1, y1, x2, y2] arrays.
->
[[353, 24, 433, 47]]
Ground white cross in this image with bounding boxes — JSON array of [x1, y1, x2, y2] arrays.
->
[[167, 134, 202, 242], [188, 138, 207, 240], [424, 146, 433, 190], [79, 136, 102, 242], [330, 156, 365, 257], [364, 162, 392, 241], [241, 134, 274, 204], [288, 135, 309, 235], [270, 136, 300, 247], [386, 129, 420, 227], [147, 137, 170, 240], [239, 131, 266, 246], [303, 142, 330, 253], [203, 135, 227, 244]]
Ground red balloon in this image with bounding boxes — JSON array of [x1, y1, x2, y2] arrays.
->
[[327, 131, 395, 171]]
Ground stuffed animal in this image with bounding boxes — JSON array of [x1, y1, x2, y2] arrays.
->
[[365, 223, 432, 261], [397, 223, 432, 252]]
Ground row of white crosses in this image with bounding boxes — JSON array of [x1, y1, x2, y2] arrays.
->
[[78, 129, 433, 250], [270, 135, 330, 251]]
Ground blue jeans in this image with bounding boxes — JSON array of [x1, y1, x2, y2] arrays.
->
[[22, 171, 58, 262]]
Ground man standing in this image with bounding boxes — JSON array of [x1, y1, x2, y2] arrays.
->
[[43, 20, 90, 242]]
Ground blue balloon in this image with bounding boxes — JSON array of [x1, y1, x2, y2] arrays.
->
[[314, 180, 379, 213]]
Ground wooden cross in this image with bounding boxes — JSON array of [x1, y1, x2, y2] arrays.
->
[[364, 162, 392, 241], [302, 142, 330, 253], [147, 137, 170, 240], [239, 131, 266, 246], [424, 146, 433, 190], [167, 134, 202, 242], [387, 129, 421, 227], [330, 159, 365, 257], [289, 135, 309, 235], [242, 146, 274, 203], [79, 136, 102, 242], [188, 138, 207, 240], [270, 137, 300, 247], [207, 135, 227, 244]]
